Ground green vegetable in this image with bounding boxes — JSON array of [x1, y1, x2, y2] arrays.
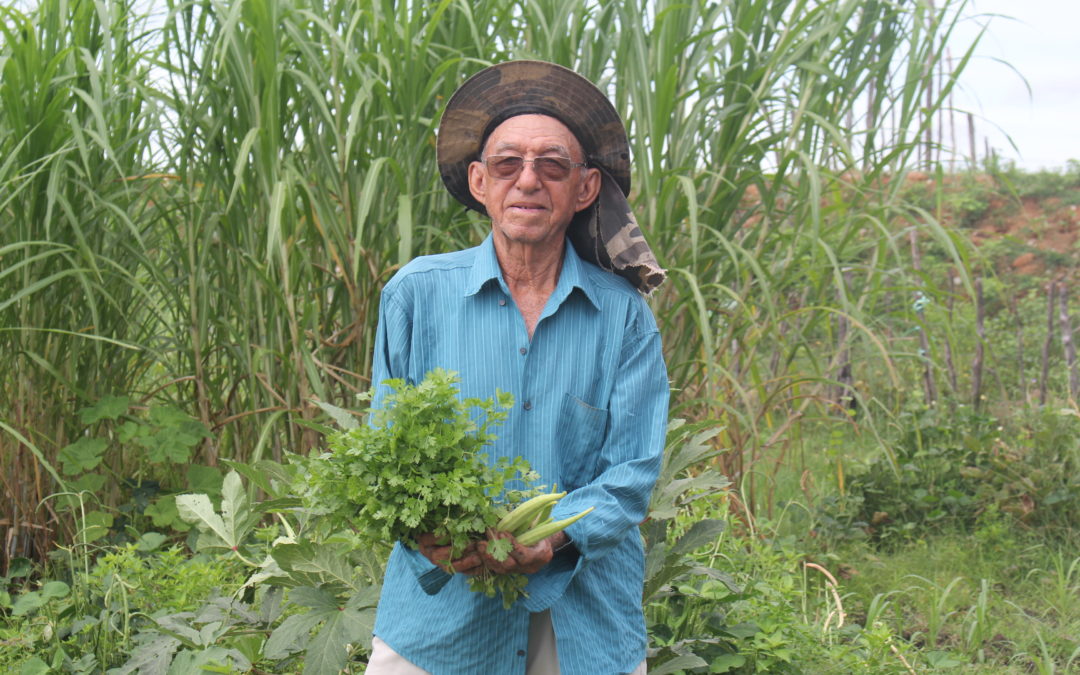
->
[[297, 368, 530, 560], [516, 507, 594, 546], [495, 491, 565, 534], [297, 368, 593, 608]]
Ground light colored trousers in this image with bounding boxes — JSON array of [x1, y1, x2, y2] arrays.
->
[[366, 610, 647, 675]]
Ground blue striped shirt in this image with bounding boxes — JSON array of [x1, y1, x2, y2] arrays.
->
[[370, 233, 669, 674]]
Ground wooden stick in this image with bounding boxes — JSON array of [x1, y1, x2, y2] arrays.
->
[[943, 272, 959, 394], [1040, 283, 1057, 405], [1011, 294, 1025, 396], [1059, 282, 1079, 399], [909, 230, 937, 404], [972, 277, 985, 409], [834, 271, 853, 409], [967, 112, 976, 167], [890, 642, 919, 675]]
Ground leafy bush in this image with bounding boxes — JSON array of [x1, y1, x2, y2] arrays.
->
[[0, 535, 246, 673], [901, 172, 997, 228], [994, 159, 1080, 203], [840, 399, 1080, 545]]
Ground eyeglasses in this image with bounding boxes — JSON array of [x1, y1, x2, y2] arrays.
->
[[482, 155, 587, 182]]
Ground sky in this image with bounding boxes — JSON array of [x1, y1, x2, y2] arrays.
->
[[950, 0, 1080, 171]]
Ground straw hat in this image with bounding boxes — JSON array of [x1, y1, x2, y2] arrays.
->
[[437, 60, 665, 294]]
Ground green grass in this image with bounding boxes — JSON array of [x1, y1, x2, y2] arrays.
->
[[662, 482, 1080, 674], [827, 534, 1080, 673]]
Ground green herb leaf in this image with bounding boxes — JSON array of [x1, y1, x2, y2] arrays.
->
[[298, 369, 547, 606]]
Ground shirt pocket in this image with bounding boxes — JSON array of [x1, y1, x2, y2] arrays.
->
[[555, 393, 609, 490]]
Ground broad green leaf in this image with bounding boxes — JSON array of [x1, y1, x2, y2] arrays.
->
[[41, 580, 69, 599], [145, 495, 190, 532], [117, 420, 143, 444], [111, 633, 180, 675], [58, 436, 108, 475], [142, 427, 195, 464], [7, 557, 31, 578], [70, 472, 107, 494], [81, 510, 114, 543], [137, 531, 168, 551], [289, 586, 340, 612], [187, 464, 223, 496], [670, 518, 726, 557], [12, 591, 46, 616], [347, 585, 381, 611], [314, 399, 361, 431], [643, 539, 670, 587], [78, 395, 130, 424], [649, 654, 709, 675], [303, 602, 374, 675], [710, 654, 747, 673], [220, 470, 250, 545], [19, 657, 49, 675], [221, 458, 275, 496], [264, 611, 325, 660], [175, 493, 232, 549], [167, 646, 250, 675], [272, 542, 358, 590], [230, 634, 265, 667]]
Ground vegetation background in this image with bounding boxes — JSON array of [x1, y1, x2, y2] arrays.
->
[[1, 0, 1077, 673]]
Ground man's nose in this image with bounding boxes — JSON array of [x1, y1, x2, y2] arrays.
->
[[514, 161, 543, 190]]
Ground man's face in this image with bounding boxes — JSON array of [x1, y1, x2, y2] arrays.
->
[[467, 114, 600, 252]]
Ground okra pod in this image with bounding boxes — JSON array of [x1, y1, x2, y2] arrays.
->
[[496, 491, 566, 533], [517, 507, 594, 546]]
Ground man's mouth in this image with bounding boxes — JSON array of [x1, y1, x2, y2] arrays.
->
[[509, 203, 546, 212]]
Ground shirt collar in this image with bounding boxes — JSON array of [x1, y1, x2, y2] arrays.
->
[[465, 233, 601, 312]]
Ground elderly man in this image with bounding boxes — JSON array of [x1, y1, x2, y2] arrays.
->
[[365, 61, 668, 675]]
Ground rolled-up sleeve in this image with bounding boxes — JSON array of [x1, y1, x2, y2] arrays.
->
[[371, 283, 457, 592], [555, 327, 668, 559], [520, 308, 668, 612]]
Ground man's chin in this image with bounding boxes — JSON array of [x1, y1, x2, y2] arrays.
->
[[495, 222, 564, 246]]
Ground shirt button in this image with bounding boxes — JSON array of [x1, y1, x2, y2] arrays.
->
[[517, 650, 526, 657], [499, 298, 507, 306], [523, 401, 532, 411], [519, 347, 527, 355]]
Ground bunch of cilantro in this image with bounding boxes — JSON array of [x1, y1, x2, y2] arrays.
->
[[298, 369, 540, 584]]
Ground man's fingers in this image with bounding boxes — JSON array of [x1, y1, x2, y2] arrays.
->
[[453, 552, 483, 574], [508, 541, 530, 564]]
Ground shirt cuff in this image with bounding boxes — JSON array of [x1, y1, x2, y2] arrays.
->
[[520, 544, 583, 612], [400, 543, 453, 595]]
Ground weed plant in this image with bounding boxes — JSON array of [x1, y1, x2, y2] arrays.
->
[[835, 399, 1080, 546], [0, 536, 247, 673]]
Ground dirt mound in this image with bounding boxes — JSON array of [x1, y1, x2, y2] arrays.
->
[[947, 175, 1080, 281]]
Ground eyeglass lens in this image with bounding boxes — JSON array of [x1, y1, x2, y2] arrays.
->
[[485, 156, 578, 181]]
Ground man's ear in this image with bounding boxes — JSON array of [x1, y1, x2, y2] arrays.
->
[[575, 167, 602, 213], [468, 161, 487, 204]]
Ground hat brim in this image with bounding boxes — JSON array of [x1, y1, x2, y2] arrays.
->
[[437, 60, 631, 214]]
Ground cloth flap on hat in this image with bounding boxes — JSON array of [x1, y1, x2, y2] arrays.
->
[[567, 167, 666, 295]]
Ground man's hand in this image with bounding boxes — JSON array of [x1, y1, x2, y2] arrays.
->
[[416, 533, 483, 574], [477, 530, 568, 575]]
